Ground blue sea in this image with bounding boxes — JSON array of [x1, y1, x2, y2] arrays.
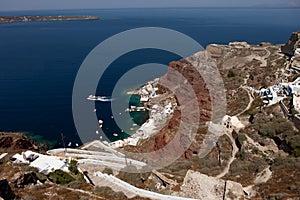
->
[[0, 8, 299, 147]]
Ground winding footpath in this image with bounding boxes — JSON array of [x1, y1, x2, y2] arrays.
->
[[215, 132, 239, 179], [237, 86, 254, 116]]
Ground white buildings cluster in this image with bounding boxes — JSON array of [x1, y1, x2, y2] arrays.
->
[[245, 77, 300, 112], [12, 150, 68, 174], [138, 79, 159, 102], [109, 102, 176, 149]]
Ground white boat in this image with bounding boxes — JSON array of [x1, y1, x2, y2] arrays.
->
[[87, 95, 114, 102], [98, 120, 103, 128]]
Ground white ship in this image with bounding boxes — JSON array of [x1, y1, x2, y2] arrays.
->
[[87, 95, 113, 102]]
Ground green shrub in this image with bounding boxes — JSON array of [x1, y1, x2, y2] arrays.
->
[[227, 70, 236, 78], [68, 160, 79, 175], [48, 170, 75, 184]]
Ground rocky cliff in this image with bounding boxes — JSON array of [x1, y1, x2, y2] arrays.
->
[[126, 31, 300, 199], [281, 31, 300, 57]]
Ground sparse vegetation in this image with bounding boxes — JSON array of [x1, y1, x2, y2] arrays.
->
[[35, 172, 47, 183], [250, 114, 300, 156], [270, 156, 300, 171], [235, 150, 246, 160], [94, 186, 151, 200], [102, 167, 113, 175], [95, 186, 127, 199]]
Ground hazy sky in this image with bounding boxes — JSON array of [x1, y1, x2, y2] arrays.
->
[[0, 0, 300, 11]]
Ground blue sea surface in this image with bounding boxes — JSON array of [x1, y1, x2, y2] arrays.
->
[[0, 8, 299, 147]]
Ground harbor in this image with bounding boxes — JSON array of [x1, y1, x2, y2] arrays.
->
[[109, 78, 177, 148]]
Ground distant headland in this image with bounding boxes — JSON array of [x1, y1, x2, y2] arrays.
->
[[0, 15, 100, 24]]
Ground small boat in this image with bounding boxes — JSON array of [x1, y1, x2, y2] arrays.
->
[[98, 120, 103, 127], [113, 133, 118, 137]]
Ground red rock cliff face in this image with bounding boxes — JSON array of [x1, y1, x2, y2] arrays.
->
[[162, 59, 212, 122], [133, 56, 215, 157]]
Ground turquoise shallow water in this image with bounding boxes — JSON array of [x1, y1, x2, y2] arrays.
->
[[0, 8, 299, 147]]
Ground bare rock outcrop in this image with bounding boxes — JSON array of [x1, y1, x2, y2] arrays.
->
[[179, 170, 244, 200], [11, 172, 39, 188], [0, 132, 38, 150]]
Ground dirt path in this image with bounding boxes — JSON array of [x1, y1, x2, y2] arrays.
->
[[252, 47, 271, 67], [243, 166, 272, 197], [242, 135, 276, 197], [235, 75, 254, 117], [215, 132, 239, 179], [254, 166, 272, 184], [237, 85, 254, 116]]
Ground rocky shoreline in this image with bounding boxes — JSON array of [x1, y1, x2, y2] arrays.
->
[[109, 79, 177, 148], [0, 15, 100, 24]]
